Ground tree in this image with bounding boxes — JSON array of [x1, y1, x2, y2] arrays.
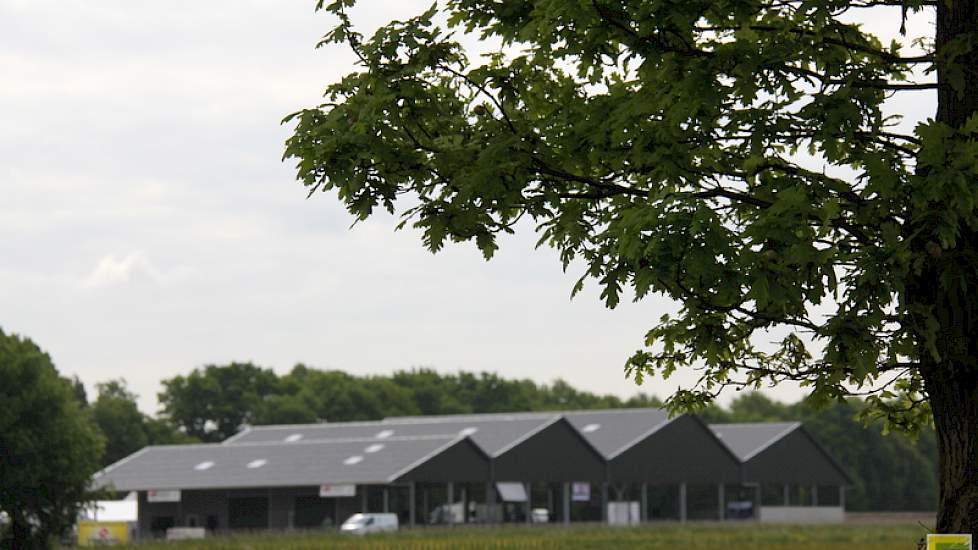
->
[[91, 379, 193, 467], [0, 328, 104, 550], [285, 0, 978, 532], [159, 362, 279, 442], [92, 380, 148, 467], [67, 375, 88, 407]]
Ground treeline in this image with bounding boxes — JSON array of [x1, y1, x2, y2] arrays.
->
[[87, 362, 937, 512], [156, 363, 664, 442]]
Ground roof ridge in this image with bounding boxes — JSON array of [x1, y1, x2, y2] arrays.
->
[[384, 407, 669, 423], [146, 434, 458, 451], [489, 415, 563, 456], [709, 421, 801, 428], [605, 416, 677, 459], [385, 436, 471, 482], [383, 413, 551, 424], [241, 420, 385, 432], [738, 423, 802, 461]]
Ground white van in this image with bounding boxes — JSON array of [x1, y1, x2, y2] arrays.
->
[[339, 513, 398, 535]]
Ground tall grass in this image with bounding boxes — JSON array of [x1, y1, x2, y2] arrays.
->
[[107, 523, 930, 550]]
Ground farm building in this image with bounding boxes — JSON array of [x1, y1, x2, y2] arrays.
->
[[93, 409, 849, 538], [710, 422, 852, 523]]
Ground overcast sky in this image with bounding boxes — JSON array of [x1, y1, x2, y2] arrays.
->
[[0, 1, 936, 414]]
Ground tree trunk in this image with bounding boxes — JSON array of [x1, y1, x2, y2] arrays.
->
[[936, 0, 978, 126], [8, 516, 43, 550], [923, 0, 978, 534], [922, 361, 978, 533]]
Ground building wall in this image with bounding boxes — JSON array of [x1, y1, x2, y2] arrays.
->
[[137, 486, 365, 538], [397, 439, 490, 483], [609, 416, 742, 484], [744, 430, 849, 485], [759, 506, 845, 523], [494, 420, 605, 482]]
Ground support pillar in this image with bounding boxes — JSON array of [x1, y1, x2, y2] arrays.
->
[[718, 483, 725, 521], [383, 487, 389, 513], [422, 487, 429, 525], [601, 483, 609, 523], [562, 482, 570, 525], [525, 482, 532, 524], [812, 485, 818, 507], [547, 486, 554, 522], [678, 482, 687, 522], [447, 482, 455, 526], [783, 484, 790, 506], [754, 484, 762, 521], [840, 486, 846, 511], [486, 481, 497, 524], [361, 485, 368, 513], [461, 486, 468, 524], [640, 483, 648, 522], [409, 483, 416, 528]]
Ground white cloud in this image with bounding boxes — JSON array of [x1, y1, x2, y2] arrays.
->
[[82, 252, 186, 289]]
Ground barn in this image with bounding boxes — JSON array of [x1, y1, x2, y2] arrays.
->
[[92, 409, 849, 537], [710, 422, 852, 523]]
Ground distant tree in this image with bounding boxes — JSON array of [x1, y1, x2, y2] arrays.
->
[[67, 375, 88, 407], [286, 369, 420, 421], [92, 380, 149, 467], [622, 393, 665, 409], [91, 379, 193, 467], [159, 363, 278, 442], [286, 0, 976, 531], [391, 368, 469, 415], [255, 394, 319, 425], [142, 417, 197, 446], [726, 392, 791, 422], [0, 328, 104, 550]]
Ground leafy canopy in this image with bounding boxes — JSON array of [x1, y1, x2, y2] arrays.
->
[[285, 0, 973, 431], [0, 328, 104, 550], [92, 379, 194, 467]]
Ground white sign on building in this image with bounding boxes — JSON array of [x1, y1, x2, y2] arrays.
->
[[571, 482, 591, 502], [147, 489, 181, 503], [319, 483, 356, 498]]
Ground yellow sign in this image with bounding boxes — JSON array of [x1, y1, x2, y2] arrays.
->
[[78, 521, 130, 547], [927, 534, 973, 550]]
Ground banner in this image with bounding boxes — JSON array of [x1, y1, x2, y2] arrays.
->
[[147, 489, 181, 503], [78, 521, 130, 546], [320, 483, 356, 498], [571, 482, 591, 502], [928, 534, 973, 550]]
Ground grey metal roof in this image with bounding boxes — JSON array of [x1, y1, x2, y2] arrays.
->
[[384, 408, 675, 458], [228, 416, 559, 457], [560, 409, 674, 458], [93, 435, 463, 491], [709, 422, 801, 461]]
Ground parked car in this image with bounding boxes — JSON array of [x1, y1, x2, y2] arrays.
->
[[339, 513, 398, 535]]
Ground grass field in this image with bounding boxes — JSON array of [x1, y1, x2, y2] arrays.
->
[[108, 523, 932, 549]]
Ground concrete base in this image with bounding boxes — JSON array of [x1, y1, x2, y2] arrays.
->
[[759, 506, 844, 523]]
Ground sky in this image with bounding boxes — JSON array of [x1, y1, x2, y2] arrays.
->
[[0, 1, 936, 414]]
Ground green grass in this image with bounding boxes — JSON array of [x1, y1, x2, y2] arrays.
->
[[107, 523, 931, 549]]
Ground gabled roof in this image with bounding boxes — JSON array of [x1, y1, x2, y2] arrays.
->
[[709, 422, 801, 461], [384, 408, 675, 458], [228, 415, 559, 457], [561, 408, 674, 458], [93, 435, 470, 491]]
